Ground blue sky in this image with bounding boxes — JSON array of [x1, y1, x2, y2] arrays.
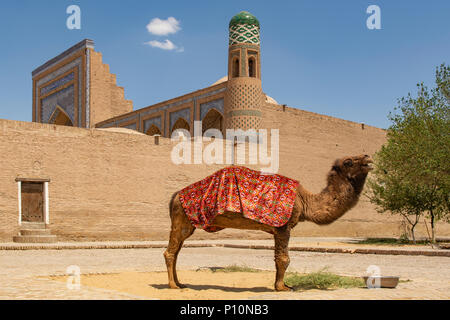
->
[[0, 0, 449, 129]]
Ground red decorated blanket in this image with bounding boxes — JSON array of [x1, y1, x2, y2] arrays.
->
[[178, 166, 299, 232]]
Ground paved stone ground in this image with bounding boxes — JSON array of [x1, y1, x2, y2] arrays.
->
[[1, 245, 449, 299], [3, 237, 448, 252]]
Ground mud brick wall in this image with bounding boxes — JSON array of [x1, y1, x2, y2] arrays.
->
[[89, 49, 133, 127], [0, 107, 448, 241]]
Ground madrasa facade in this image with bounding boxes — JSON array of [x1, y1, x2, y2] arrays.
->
[[32, 12, 276, 137], [4, 11, 423, 243]]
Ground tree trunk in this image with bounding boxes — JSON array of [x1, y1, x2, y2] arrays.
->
[[430, 211, 436, 245], [404, 214, 419, 245], [410, 223, 416, 244]]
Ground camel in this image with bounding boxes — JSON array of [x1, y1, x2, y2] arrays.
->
[[164, 154, 373, 291]]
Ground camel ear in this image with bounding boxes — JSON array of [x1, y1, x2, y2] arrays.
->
[[332, 165, 341, 173], [344, 159, 353, 167]]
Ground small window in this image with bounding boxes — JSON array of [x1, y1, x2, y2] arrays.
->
[[248, 57, 256, 78], [233, 58, 240, 78]]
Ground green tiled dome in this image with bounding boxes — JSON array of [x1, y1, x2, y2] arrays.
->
[[229, 11, 260, 28]]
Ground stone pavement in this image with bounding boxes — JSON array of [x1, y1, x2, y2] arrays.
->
[[1, 237, 449, 257], [0, 241, 449, 299]]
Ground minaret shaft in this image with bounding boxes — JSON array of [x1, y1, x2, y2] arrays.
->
[[224, 12, 263, 131]]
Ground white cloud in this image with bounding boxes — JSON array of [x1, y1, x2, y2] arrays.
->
[[145, 39, 184, 52], [146, 17, 181, 36], [146, 39, 176, 50]]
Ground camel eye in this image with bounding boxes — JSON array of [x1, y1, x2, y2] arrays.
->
[[344, 159, 353, 167]]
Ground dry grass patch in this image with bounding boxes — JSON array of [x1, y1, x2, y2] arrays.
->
[[285, 269, 365, 290]]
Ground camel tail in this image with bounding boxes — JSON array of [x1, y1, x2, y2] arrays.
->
[[169, 191, 179, 219]]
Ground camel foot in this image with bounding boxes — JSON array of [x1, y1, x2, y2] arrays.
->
[[175, 282, 187, 289], [168, 282, 187, 289], [275, 283, 293, 292]]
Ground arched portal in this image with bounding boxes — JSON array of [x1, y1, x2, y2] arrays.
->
[[49, 106, 73, 126], [171, 118, 190, 135], [202, 109, 223, 134], [146, 124, 162, 136], [248, 57, 256, 78], [232, 58, 240, 78]]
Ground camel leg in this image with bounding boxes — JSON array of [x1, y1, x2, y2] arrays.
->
[[164, 197, 195, 289], [171, 226, 194, 287], [273, 226, 292, 291]]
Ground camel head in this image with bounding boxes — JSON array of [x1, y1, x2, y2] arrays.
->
[[331, 154, 373, 181]]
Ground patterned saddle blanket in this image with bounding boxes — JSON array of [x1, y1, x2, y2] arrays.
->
[[178, 166, 299, 232]]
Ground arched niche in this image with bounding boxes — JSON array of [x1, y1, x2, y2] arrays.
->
[[171, 117, 190, 134], [248, 57, 256, 78], [232, 58, 240, 78], [202, 109, 223, 134], [146, 124, 162, 136], [49, 106, 73, 127]]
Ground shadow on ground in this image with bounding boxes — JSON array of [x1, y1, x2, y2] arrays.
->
[[150, 283, 271, 293]]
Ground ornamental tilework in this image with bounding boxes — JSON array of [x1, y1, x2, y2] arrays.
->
[[114, 115, 138, 126], [227, 110, 262, 117], [40, 72, 74, 95], [170, 108, 190, 130], [35, 56, 83, 126], [123, 123, 137, 130], [98, 88, 226, 124], [229, 24, 260, 45], [85, 48, 90, 127], [200, 98, 224, 120], [138, 98, 193, 119], [144, 116, 162, 133], [41, 84, 75, 124]]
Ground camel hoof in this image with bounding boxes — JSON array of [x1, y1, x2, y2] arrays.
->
[[176, 283, 187, 289], [275, 284, 293, 292], [169, 283, 187, 289]]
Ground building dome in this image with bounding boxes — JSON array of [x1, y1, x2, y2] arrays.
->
[[229, 11, 260, 28], [228, 11, 261, 46], [211, 76, 228, 86]]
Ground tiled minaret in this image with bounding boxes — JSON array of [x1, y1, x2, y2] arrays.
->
[[224, 11, 264, 132]]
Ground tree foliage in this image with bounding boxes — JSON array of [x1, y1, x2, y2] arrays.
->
[[367, 64, 450, 244]]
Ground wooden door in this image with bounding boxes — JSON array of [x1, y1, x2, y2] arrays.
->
[[21, 182, 44, 222]]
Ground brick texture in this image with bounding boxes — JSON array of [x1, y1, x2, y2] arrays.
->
[[89, 50, 133, 127], [1, 104, 448, 242]]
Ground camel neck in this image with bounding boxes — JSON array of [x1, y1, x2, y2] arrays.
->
[[302, 173, 366, 225]]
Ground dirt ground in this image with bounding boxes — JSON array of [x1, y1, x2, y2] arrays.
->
[[50, 270, 278, 300], [2, 246, 449, 300], [47, 267, 449, 300]]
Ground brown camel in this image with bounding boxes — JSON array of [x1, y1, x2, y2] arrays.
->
[[164, 154, 373, 291]]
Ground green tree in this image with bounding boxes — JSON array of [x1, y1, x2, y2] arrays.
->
[[367, 64, 450, 245]]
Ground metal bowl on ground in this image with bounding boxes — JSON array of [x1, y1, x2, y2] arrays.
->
[[362, 276, 399, 288]]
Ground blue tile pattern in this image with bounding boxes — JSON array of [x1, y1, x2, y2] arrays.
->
[[41, 84, 75, 124], [170, 108, 190, 130], [40, 72, 74, 95], [114, 114, 139, 126], [96, 87, 227, 137], [85, 48, 90, 127], [123, 123, 137, 130], [144, 116, 162, 133], [200, 98, 224, 120], [35, 57, 82, 126]]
